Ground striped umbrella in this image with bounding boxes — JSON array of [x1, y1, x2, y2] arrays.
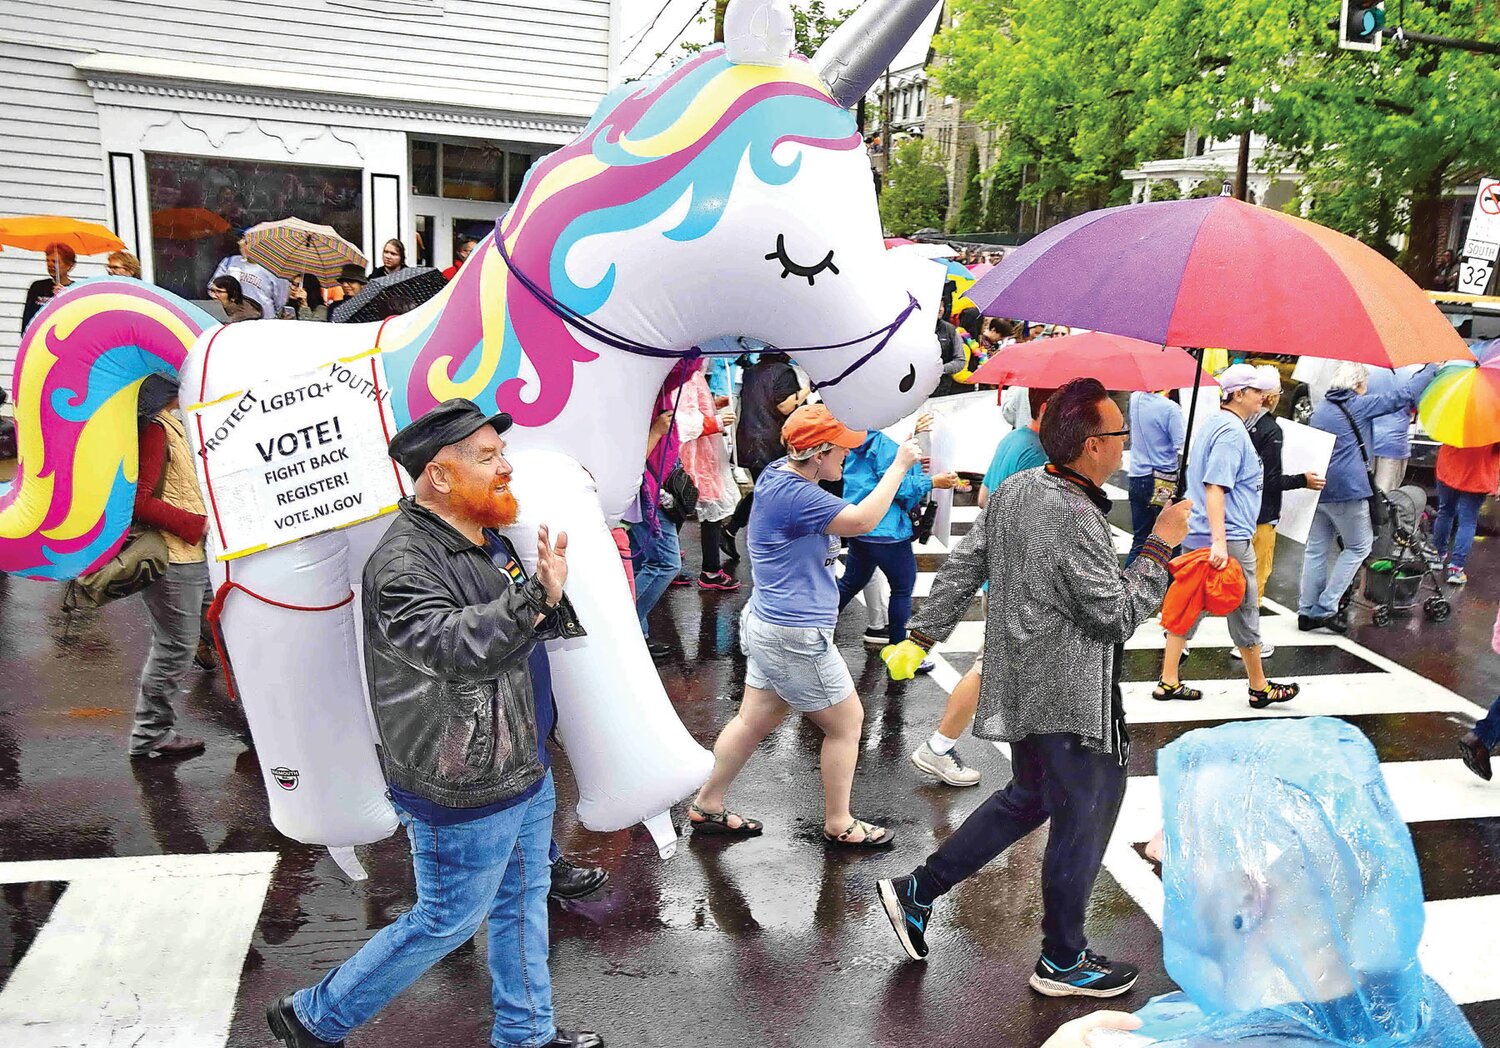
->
[[1418, 340, 1500, 448], [239, 217, 366, 280]]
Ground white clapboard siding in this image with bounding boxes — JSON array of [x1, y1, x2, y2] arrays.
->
[[0, 40, 110, 390], [0, 0, 615, 393]]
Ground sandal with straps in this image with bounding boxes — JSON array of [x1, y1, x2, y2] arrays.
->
[[1249, 680, 1300, 710], [1153, 681, 1203, 702], [687, 802, 763, 837], [823, 818, 896, 850]]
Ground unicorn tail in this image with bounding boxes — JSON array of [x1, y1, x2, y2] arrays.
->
[[0, 277, 218, 580]]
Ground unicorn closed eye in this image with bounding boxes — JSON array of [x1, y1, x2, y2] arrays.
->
[[0, 0, 945, 869]]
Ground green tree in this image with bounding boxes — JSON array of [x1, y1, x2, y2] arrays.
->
[[1149, 179, 1182, 201], [953, 143, 985, 233], [881, 139, 950, 236], [1187, 176, 1224, 199], [983, 167, 1019, 233], [932, 0, 1500, 281]]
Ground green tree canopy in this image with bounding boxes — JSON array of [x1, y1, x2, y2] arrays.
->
[[933, 0, 1500, 280], [881, 139, 950, 236]]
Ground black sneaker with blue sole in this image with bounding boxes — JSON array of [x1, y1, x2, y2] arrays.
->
[[877, 874, 931, 960], [1029, 950, 1138, 998]]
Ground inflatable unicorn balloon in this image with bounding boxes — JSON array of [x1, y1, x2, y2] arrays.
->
[[0, 0, 946, 872]]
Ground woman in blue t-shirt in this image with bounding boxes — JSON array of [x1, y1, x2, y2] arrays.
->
[[689, 404, 920, 848]]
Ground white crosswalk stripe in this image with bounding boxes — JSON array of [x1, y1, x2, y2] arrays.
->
[[870, 495, 1499, 1010]]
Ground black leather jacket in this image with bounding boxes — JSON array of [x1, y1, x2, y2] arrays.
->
[[362, 498, 584, 808]]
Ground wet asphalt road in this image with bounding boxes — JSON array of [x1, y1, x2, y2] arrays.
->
[[1, 487, 1498, 1047]]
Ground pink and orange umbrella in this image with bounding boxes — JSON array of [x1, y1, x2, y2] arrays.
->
[[1418, 340, 1500, 448], [970, 331, 1216, 391]]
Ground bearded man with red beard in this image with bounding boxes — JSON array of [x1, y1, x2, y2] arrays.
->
[[268, 399, 603, 1048]]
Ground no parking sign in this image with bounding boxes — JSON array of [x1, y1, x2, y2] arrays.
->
[[1459, 178, 1500, 295]]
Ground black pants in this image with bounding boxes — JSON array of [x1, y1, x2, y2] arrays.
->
[[913, 729, 1127, 962]]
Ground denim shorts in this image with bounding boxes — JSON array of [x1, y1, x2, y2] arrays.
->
[[740, 607, 855, 712]]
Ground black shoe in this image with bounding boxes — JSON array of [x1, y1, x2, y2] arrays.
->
[[876, 874, 931, 960], [129, 734, 206, 761], [266, 995, 343, 1047], [550, 857, 609, 900], [1029, 950, 1139, 998], [646, 640, 671, 660], [548, 1029, 604, 1047], [1459, 731, 1493, 782], [1297, 614, 1345, 635]]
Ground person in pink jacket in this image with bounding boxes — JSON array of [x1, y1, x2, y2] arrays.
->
[[672, 360, 742, 590]]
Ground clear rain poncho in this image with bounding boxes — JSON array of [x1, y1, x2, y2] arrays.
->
[[1130, 717, 1480, 1048]]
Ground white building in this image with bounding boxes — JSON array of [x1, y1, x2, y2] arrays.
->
[[0, 0, 618, 389], [1123, 130, 1301, 210]]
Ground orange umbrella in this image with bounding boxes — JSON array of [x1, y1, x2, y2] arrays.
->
[[151, 207, 230, 241], [0, 215, 125, 255]]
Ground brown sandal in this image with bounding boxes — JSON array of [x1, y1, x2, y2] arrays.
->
[[823, 818, 896, 849], [687, 802, 763, 836]]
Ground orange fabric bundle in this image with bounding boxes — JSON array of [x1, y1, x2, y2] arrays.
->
[[1161, 548, 1246, 637]]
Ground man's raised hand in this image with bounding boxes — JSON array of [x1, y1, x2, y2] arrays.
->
[[536, 524, 569, 606]]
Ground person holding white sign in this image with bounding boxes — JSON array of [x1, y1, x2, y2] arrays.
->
[[268, 399, 602, 1048]]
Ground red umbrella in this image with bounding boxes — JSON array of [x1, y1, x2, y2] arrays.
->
[[970, 331, 1218, 391]]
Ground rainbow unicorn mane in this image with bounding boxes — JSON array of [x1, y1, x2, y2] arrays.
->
[[380, 47, 861, 431], [0, 281, 215, 579]]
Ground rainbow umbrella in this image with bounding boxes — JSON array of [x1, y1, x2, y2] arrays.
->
[[969, 197, 1466, 368], [1418, 340, 1500, 447]]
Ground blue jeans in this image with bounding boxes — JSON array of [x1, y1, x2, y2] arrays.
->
[[294, 775, 558, 1047], [1474, 697, 1500, 750], [1126, 474, 1161, 566], [836, 537, 918, 642], [1435, 482, 1485, 569], [628, 518, 681, 638], [1298, 499, 1374, 619]]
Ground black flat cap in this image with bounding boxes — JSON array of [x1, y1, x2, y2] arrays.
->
[[389, 399, 512, 478], [338, 263, 368, 283]]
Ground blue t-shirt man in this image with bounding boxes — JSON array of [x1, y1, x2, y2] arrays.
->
[[1128, 391, 1186, 477], [1184, 410, 1263, 548], [746, 458, 849, 628], [983, 424, 1048, 498]]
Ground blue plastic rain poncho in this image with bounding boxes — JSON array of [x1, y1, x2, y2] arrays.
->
[[1131, 717, 1479, 1047]]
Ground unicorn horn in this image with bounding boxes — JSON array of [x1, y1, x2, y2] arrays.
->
[[812, 0, 941, 108]]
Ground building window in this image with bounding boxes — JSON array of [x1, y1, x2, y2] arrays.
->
[[916, 91, 924, 118], [144, 152, 361, 303], [411, 139, 537, 205], [442, 143, 506, 202], [411, 139, 438, 197]]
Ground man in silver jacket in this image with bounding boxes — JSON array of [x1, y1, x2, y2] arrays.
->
[[876, 378, 1191, 999]]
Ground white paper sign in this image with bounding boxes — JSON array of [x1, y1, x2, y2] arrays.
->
[[1275, 418, 1335, 544], [191, 357, 407, 560]]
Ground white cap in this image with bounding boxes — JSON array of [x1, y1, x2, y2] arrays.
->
[[1219, 362, 1280, 396]]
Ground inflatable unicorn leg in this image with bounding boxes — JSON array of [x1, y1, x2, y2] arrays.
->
[[206, 527, 398, 878], [501, 449, 713, 857]]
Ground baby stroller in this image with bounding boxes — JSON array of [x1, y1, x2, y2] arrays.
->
[[1343, 484, 1451, 627]]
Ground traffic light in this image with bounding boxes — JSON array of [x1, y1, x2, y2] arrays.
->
[[1337, 0, 1385, 51]]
